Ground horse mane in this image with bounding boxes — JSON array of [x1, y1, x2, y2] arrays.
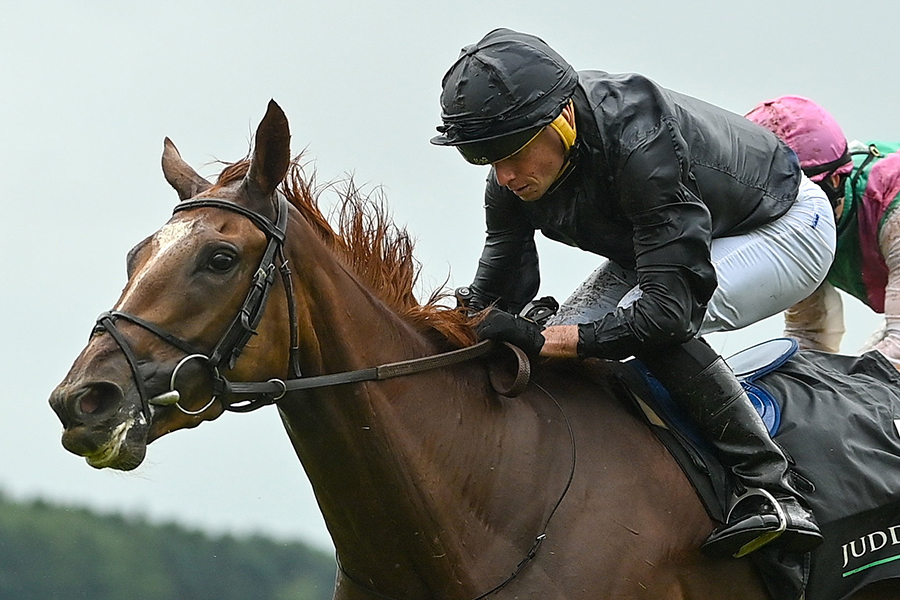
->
[[212, 158, 478, 348]]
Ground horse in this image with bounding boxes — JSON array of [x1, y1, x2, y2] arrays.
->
[[48, 101, 894, 600]]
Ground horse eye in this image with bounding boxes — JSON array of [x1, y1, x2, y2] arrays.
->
[[208, 251, 236, 272]]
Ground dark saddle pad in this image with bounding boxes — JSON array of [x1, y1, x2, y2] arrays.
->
[[619, 342, 900, 600]]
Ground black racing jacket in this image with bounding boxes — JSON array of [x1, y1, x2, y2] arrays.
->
[[469, 71, 802, 359]]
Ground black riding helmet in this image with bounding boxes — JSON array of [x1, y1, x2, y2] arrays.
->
[[430, 28, 579, 165]]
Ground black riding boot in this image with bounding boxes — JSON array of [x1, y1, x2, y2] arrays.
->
[[640, 339, 823, 558]]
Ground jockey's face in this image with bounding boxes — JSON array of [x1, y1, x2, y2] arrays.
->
[[491, 125, 567, 202]]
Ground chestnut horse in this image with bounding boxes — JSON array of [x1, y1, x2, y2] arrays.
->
[[49, 102, 892, 600]]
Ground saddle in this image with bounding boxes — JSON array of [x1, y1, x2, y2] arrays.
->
[[619, 340, 900, 600]]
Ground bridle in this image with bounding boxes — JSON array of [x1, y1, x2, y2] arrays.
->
[[93, 193, 498, 422], [91, 192, 573, 600]]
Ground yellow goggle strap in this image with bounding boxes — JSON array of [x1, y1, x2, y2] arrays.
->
[[549, 103, 577, 183], [549, 108, 576, 154]]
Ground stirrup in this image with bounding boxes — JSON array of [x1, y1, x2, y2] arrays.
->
[[725, 488, 788, 558], [702, 488, 788, 558]]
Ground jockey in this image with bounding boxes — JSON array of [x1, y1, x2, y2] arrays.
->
[[746, 95, 900, 369], [431, 28, 833, 558]]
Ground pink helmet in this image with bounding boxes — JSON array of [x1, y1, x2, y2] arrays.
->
[[745, 95, 852, 183]]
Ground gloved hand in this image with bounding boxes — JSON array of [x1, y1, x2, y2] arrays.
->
[[475, 308, 545, 357]]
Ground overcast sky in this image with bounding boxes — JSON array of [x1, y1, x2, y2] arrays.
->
[[1, 0, 896, 553]]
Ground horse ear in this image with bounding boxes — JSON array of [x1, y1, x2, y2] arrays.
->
[[244, 100, 291, 199], [161, 138, 212, 201]]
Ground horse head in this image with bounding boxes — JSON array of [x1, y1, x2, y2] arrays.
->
[[49, 101, 296, 470]]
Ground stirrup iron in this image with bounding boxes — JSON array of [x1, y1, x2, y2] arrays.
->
[[726, 487, 787, 558]]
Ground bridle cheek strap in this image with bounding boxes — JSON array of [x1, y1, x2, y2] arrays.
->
[[208, 238, 280, 370]]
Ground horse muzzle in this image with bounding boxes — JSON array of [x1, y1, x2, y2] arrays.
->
[[49, 379, 149, 471]]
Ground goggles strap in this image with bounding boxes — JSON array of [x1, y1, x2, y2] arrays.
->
[[495, 102, 577, 164], [549, 108, 576, 154], [493, 128, 544, 163], [802, 144, 852, 178], [548, 102, 577, 185]]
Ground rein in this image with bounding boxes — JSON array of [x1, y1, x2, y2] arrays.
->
[[223, 339, 496, 407]]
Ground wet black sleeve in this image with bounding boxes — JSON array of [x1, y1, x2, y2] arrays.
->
[[579, 117, 718, 359], [469, 176, 540, 314]]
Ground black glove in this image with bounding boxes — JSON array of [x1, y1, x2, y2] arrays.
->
[[475, 308, 545, 357]]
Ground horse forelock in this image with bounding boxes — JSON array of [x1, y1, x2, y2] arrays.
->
[[209, 157, 478, 348]]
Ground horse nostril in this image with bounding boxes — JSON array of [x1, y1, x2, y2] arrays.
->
[[72, 382, 125, 418], [81, 392, 100, 414]]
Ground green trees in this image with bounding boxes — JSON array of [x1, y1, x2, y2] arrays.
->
[[0, 493, 335, 600]]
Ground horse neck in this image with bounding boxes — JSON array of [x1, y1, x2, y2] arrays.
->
[[276, 214, 563, 596]]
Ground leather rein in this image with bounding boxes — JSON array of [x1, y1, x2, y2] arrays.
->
[[93, 194, 507, 423]]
